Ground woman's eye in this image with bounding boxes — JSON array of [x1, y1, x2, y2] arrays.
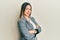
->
[[26, 8, 32, 11], [29, 8, 32, 10], [26, 8, 29, 10]]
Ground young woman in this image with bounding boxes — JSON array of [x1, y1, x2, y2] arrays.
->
[[18, 2, 41, 40]]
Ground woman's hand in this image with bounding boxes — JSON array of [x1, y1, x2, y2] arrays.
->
[[29, 25, 40, 34], [29, 30, 37, 34]]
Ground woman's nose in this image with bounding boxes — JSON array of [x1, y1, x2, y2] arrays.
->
[[28, 10, 30, 12]]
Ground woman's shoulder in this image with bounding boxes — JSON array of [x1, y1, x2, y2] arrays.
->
[[18, 16, 26, 23]]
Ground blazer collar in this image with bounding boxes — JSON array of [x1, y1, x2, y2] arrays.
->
[[21, 16, 31, 22]]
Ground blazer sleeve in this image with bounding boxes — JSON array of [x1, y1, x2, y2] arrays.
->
[[31, 17, 41, 34], [18, 20, 35, 40]]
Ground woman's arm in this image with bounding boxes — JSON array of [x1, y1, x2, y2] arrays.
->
[[18, 20, 35, 40], [31, 17, 41, 34]]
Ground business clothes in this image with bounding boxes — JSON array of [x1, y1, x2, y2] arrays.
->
[[18, 16, 41, 40]]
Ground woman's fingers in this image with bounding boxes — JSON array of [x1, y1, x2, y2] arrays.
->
[[29, 30, 36, 34]]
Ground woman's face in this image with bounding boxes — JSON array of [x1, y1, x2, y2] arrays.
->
[[24, 5, 32, 17]]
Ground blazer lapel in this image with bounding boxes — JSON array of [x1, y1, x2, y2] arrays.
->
[[26, 21, 33, 29], [22, 16, 34, 29]]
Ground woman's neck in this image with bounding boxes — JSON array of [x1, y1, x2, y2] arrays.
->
[[23, 15, 30, 22], [24, 15, 29, 19]]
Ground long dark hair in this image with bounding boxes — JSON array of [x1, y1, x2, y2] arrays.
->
[[19, 2, 32, 18]]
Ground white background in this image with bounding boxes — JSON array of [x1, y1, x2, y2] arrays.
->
[[0, 0, 60, 40]]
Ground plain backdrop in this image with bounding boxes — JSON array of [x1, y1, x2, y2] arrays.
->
[[0, 0, 60, 40]]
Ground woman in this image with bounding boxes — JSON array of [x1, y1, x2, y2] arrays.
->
[[18, 2, 41, 40]]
